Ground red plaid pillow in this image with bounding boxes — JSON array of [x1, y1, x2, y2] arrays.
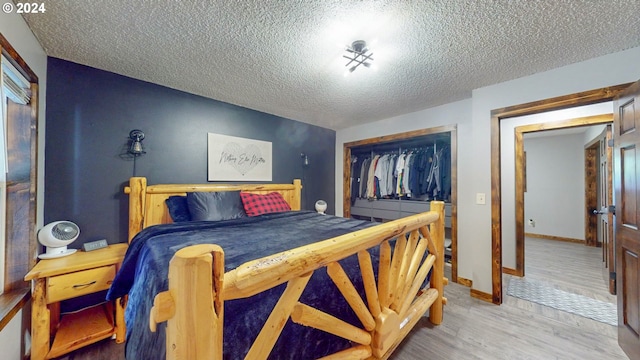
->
[[240, 192, 291, 216]]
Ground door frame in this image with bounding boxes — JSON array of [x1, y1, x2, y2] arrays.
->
[[489, 84, 631, 304], [585, 137, 599, 247], [583, 124, 616, 291], [507, 115, 613, 278]]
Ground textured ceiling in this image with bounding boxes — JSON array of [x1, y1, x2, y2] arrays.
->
[[20, 1, 640, 130]]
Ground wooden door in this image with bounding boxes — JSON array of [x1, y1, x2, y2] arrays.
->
[[614, 80, 640, 359], [599, 126, 615, 294]]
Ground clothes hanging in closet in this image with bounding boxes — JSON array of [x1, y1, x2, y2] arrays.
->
[[351, 145, 451, 202]]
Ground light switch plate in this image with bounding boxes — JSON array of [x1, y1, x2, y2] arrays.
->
[[476, 193, 486, 205], [83, 239, 108, 252]]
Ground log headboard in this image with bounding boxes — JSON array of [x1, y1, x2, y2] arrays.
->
[[124, 177, 302, 243]]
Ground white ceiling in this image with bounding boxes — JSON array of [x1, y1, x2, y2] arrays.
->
[[20, 1, 640, 130]]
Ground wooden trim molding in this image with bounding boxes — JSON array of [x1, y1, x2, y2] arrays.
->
[[514, 114, 614, 133], [490, 84, 630, 305], [343, 125, 457, 149], [490, 84, 631, 119], [584, 143, 598, 247], [470, 289, 494, 303], [502, 267, 520, 276], [524, 233, 586, 244], [457, 277, 472, 288], [490, 112, 502, 305], [342, 145, 352, 218], [449, 130, 458, 283], [0, 287, 30, 331], [514, 129, 525, 278]]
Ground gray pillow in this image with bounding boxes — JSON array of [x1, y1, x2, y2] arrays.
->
[[186, 191, 247, 221]]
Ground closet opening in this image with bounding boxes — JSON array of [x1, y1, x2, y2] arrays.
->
[[342, 125, 458, 282]]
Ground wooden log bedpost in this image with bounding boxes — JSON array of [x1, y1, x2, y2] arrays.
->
[[125, 177, 146, 243], [292, 178, 302, 210], [150, 244, 225, 360], [428, 201, 445, 325]]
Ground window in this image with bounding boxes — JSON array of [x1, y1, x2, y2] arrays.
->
[[0, 55, 32, 294], [0, 33, 38, 304]]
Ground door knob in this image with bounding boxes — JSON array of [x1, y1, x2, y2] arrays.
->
[[593, 206, 616, 215]]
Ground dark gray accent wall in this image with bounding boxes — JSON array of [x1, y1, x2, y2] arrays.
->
[[45, 57, 335, 247]]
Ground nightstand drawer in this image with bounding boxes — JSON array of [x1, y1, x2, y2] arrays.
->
[[47, 265, 116, 303]]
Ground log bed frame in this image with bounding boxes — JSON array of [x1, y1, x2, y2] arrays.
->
[[124, 177, 447, 359]]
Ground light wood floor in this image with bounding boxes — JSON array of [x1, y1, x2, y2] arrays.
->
[[392, 237, 627, 359], [58, 237, 628, 359]]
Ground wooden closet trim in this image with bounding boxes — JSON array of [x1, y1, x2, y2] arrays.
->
[[343, 124, 457, 281], [490, 83, 630, 305]]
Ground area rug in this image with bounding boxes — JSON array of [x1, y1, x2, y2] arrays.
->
[[506, 277, 617, 326]]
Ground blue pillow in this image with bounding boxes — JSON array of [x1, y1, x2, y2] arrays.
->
[[187, 191, 247, 221], [165, 196, 191, 222]]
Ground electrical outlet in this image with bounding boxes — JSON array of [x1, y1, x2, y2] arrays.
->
[[528, 219, 535, 227], [476, 193, 486, 205]]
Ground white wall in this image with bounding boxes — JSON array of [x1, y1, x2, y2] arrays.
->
[[524, 134, 585, 239], [499, 103, 610, 269], [0, 311, 22, 360], [583, 124, 606, 144], [0, 9, 47, 359], [336, 45, 640, 295]]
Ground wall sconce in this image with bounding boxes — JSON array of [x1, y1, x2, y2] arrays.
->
[[300, 153, 309, 167], [129, 129, 146, 156]]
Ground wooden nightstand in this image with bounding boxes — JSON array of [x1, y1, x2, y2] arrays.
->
[[24, 243, 128, 360]]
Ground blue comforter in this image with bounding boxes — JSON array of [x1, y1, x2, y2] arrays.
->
[[107, 211, 378, 359]]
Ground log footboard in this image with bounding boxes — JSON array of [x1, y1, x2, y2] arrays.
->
[[150, 201, 446, 359]]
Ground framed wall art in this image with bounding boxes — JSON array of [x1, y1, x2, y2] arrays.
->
[[207, 133, 272, 181]]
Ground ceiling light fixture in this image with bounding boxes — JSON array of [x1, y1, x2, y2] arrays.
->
[[343, 40, 374, 75]]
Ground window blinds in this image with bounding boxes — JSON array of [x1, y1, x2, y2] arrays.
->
[[1, 55, 31, 105]]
